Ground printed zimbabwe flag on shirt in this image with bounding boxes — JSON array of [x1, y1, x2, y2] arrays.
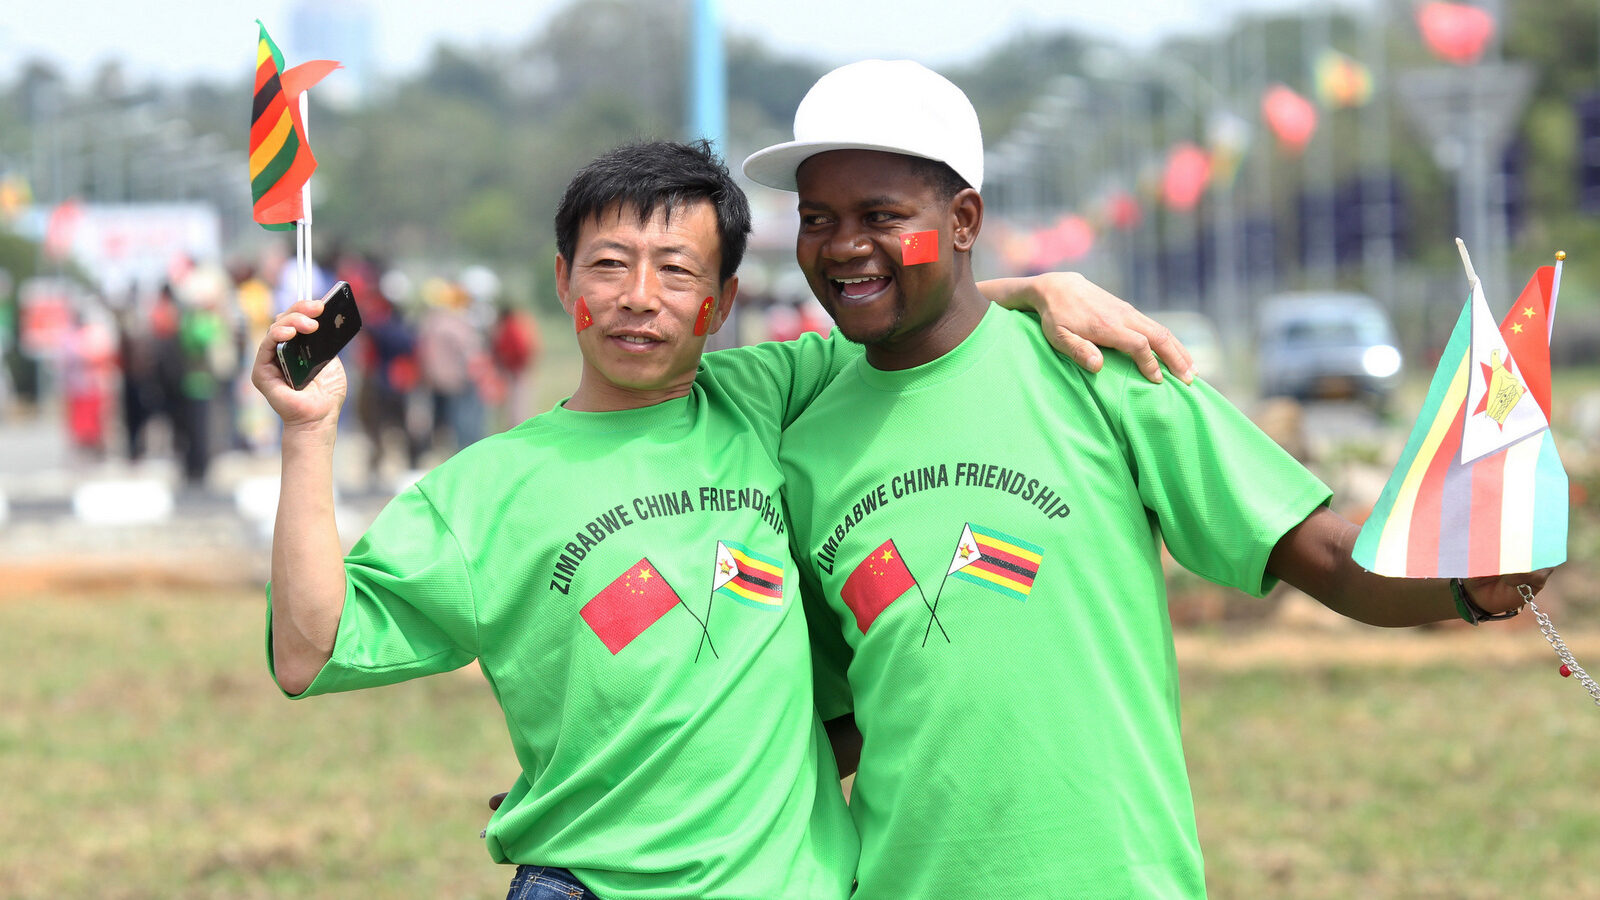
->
[[713, 541, 784, 610], [946, 522, 1043, 601]]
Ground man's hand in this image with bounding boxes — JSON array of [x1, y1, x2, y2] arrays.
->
[[1460, 569, 1554, 617], [979, 272, 1195, 385], [252, 297, 349, 430]]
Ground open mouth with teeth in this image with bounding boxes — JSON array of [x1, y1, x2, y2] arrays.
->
[[833, 275, 892, 302]]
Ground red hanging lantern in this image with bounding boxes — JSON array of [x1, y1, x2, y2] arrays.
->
[[1261, 85, 1318, 156], [1417, 2, 1495, 66], [1161, 143, 1212, 212], [1030, 215, 1096, 268], [1106, 189, 1142, 231]]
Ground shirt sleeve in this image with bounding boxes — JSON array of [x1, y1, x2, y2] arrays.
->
[[701, 330, 863, 431], [266, 485, 481, 697], [1101, 363, 1333, 597]]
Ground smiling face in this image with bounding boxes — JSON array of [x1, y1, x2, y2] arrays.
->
[[556, 200, 736, 411], [794, 149, 985, 370]]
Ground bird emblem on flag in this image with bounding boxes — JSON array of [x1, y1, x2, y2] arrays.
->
[[1479, 350, 1524, 427]]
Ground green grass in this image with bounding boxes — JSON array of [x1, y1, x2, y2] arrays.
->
[[0, 590, 512, 899], [1185, 659, 1600, 899], [4, 591, 1598, 898]]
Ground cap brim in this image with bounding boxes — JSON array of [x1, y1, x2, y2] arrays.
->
[[742, 139, 940, 192]]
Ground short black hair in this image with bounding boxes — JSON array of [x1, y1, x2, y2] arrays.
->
[[905, 156, 971, 203], [554, 140, 751, 285]]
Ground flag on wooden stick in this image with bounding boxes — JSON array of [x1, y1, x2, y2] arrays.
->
[[1352, 242, 1568, 578]]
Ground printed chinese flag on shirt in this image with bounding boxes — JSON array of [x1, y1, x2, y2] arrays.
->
[[899, 230, 940, 266], [581, 558, 682, 654], [841, 539, 918, 633]]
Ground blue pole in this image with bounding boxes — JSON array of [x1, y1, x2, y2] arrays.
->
[[688, 0, 727, 153]]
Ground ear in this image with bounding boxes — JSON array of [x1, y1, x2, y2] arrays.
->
[[554, 253, 574, 315], [950, 188, 984, 253], [705, 275, 739, 336]]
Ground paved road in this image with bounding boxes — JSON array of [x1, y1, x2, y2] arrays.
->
[[0, 410, 396, 570]]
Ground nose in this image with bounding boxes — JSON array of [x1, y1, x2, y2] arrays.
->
[[616, 267, 661, 315], [822, 225, 871, 264]]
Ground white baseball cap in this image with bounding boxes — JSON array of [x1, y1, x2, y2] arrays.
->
[[742, 59, 984, 193]]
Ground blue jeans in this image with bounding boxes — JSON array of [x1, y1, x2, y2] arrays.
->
[[505, 865, 599, 900]]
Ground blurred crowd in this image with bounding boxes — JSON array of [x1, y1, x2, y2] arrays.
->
[[34, 249, 544, 492]]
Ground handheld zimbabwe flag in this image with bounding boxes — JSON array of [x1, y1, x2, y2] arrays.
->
[[581, 558, 682, 654], [946, 522, 1044, 601], [250, 21, 339, 231], [1353, 244, 1568, 578], [841, 539, 918, 633], [712, 541, 784, 610]]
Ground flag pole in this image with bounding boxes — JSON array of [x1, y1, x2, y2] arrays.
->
[[1549, 250, 1564, 339], [298, 91, 314, 303], [1455, 237, 1479, 288]]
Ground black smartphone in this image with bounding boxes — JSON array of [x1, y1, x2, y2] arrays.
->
[[276, 280, 362, 390]]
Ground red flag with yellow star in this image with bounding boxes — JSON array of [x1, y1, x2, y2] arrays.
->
[[1501, 266, 1554, 419], [899, 230, 939, 266], [841, 539, 918, 633], [581, 558, 681, 654]]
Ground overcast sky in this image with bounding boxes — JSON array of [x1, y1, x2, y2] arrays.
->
[[1, 0, 1362, 85]]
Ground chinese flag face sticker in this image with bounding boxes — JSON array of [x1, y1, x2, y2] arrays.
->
[[899, 230, 940, 266], [574, 296, 594, 333], [693, 296, 715, 336]]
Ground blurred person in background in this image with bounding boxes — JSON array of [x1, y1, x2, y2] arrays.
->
[[254, 139, 1191, 898], [173, 263, 235, 489], [60, 303, 115, 462], [416, 278, 490, 456], [149, 282, 186, 464], [353, 265, 426, 487], [114, 288, 160, 462], [490, 302, 542, 428], [232, 260, 278, 452]]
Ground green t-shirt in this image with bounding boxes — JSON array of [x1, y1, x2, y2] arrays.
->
[[268, 332, 862, 899], [780, 304, 1331, 899]]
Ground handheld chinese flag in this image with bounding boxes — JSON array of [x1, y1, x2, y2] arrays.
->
[[1353, 242, 1567, 578], [581, 558, 683, 654], [841, 539, 918, 633], [250, 21, 339, 231]]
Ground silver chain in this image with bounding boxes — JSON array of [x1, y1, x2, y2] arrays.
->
[[1521, 584, 1600, 707]]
